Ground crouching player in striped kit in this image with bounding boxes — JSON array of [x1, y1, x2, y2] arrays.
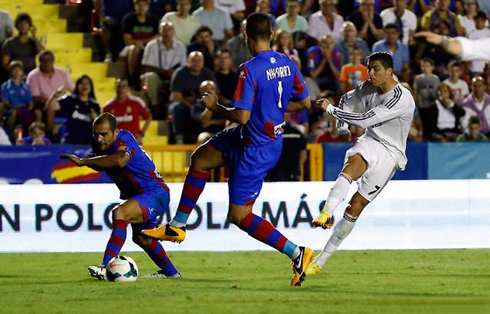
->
[[61, 113, 180, 280], [306, 52, 415, 276], [142, 13, 314, 286]]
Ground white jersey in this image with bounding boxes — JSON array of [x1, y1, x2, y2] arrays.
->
[[327, 81, 415, 170], [457, 36, 490, 61]]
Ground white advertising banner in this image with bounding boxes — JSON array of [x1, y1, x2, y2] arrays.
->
[[0, 180, 489, 253]]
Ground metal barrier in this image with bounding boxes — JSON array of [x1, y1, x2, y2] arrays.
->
[[143, 143, 325, 183]]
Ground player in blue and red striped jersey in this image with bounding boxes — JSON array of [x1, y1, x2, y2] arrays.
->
[[60, 113, 180, 280], [142, 13, 313, 286]]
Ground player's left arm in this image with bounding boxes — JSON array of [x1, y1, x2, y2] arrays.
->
[[201, 90, 251, 125], [320, 98, 409, 128], [60, 151, 130, 169]]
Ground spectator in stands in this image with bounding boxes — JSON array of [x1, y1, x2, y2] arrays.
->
[[421, 0, 465, 37], [267, 114, 307, 182], [2, 13, 44, 75], [192, 80, 226, 144], [291, 55, 321, 103], [103, 78, 152, 144], [348, 0, 384, 49], [315, 114, 349, 143], [216, 0, 246, 29], [461, 76, 490, 134], [46, 75, 100, 144], [372, 23, 410, 78], [188, 26, 216, 70], [276, 0, 309, 34], [22, 122, 51, 145], [192, 0, 234, 43], [140, 22, 186, 111], [467, 11, 490, 75], [456, 116, 488, 141], [400, 81, 424, 142], [443, 61, 470, 105], [161, 0, 200, 46], [95, 0, 133, 62], [427, 83, 466, 142], [409, 0, 430, 16], [339, 46, 368, 93], [272, 29, 298, 58], [458, 0, 485, 35], [335, 21, 371, 67], [0, 10, 13, 45], [214, 49, 236, 106], [169, 51, 216, 144], [122, 0, 159, 87], [307, 34, 341, 94], [256, 0, 277, 29], [307, 0, 344, 43], [225, 20, 252, 68], [380, 0, 417, 46], [414, 58, 440, 134], [27, 50, 75, 132], [1, 61, 38, 133]]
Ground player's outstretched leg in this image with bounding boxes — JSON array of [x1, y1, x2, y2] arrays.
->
[[142, 142, 225, 242], [132, 225, 181, 278], [307, 192, 369, 275], [229, 204, 313, 287], [88, 200, 143, 280], [313, 154, 366, 229]]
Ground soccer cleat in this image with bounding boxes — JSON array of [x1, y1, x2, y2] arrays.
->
[[290, 246, 314, 287], [312, 210, 334, 229], [141, 224, 186, 243], [88, 265, 107, 280], [305, 260, 322, 276], [147, 270, 182, 279]]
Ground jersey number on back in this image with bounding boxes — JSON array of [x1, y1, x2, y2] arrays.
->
[[277, 81, 283, 108]]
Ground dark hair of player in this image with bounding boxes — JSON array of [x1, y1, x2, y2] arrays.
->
[[245, 13, 272, 42], [367, 51, 393, 70], [94, 113, 118, 131], [15, 13, 32, 28]]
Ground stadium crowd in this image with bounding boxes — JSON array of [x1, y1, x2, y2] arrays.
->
[[0, 0, 490, 149]]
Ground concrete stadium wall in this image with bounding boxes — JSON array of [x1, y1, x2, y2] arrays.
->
[[0, 180, 488, 253]]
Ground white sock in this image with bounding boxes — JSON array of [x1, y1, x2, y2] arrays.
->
[[170, 220, 185, 228], [323, 173, 352, 216], [291, 247, 301, 260], [315, 213, 357, 268]]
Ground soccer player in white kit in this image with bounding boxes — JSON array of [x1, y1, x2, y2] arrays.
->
[[306, 51, 415, 275]]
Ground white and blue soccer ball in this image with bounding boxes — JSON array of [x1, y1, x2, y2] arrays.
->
[[106, 256, 139, 282]]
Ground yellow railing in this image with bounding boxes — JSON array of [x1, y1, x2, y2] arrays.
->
[[144, 143, 324, 182]]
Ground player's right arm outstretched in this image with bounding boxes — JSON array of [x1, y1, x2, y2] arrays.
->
[[60, 151, 129, 170]]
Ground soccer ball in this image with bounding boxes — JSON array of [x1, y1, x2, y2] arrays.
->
[[106, 256, 139, 282]]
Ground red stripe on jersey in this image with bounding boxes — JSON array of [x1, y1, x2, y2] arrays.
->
[[233, 66, 248, 102], [293, 72, 305, 95], [263, 121, 276, 141]]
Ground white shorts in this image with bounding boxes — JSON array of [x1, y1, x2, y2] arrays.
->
[[345, 137, 397, 202]]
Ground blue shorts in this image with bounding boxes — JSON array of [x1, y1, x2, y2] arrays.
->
[[209, 126, 282, 206], [131, 190, 170, 228]]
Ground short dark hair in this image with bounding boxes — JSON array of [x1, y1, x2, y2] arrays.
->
[[15, 13, 32, 29], [350, 45, 362, 53], [367, 51, 393, 70], [448, 60, 461, 69], [469, 116, 481, 125], [8, 60, 23, 74], [94, 113, 118, 131], [246, 13, 272, 42], [475, 10, 487, 20], [38, 50, 55, 62], [384, 23, 400, 32], [195, 25, 213, 37], [421, 57, 435, 66], [73, 75, 96, 100]]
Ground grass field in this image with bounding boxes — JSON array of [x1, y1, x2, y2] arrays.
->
[[1, 249, 489, 313]]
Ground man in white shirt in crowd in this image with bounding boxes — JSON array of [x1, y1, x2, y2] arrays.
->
[[161, 0, 200, 46], [140, 21, 187, 112], [443, 60, 469, 105], [380, 0, 417, 45], [308, 0, 344, 42]]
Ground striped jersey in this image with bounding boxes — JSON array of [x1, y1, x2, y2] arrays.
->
[[327, 81, 415, 170], [232, 50, 309, 146]]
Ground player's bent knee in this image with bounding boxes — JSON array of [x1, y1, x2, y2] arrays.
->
[[133, 234, 152, 248]]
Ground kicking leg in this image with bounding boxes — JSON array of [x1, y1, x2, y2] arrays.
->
[[307, 192, 369, 275], [313, 154, 367, 229], [142, 141, 225, 241], [88, 199, 144, 280], [132, 224, 180, 278], [228, 203, 313, 287]]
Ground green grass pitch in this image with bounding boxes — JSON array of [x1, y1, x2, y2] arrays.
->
[[1, 249, 489, 313]]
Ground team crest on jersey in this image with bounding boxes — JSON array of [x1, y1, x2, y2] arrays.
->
[[270, 57, 276, 64], [239, 70, 246, 78], [126, 106, 132, 113]]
